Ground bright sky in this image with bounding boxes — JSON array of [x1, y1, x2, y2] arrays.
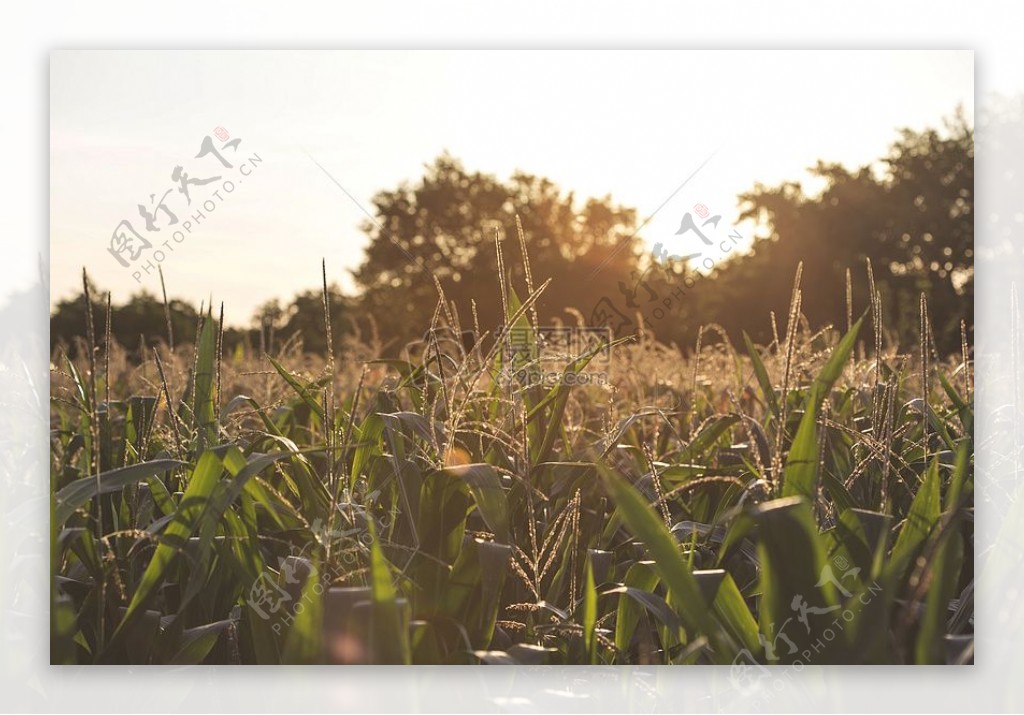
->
[[50, 50, 973, 327]]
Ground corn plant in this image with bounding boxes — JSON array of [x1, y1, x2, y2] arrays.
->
[[50, 258, 973, 665]]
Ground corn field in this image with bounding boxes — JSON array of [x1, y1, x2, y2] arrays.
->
[[50, 260, 973, 666]]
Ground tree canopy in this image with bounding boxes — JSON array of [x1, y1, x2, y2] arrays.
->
[[352, 153, 643, 352], [719, 110, 972, 352], [50, 113, 973, 359]]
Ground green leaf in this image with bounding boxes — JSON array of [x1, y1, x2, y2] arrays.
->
[[937, 369, 973, 435], [751, 496, 840, 662], [232, 394, 330, 516], [350, 412, 384, 489], [682, 414, 741, 461], [916, 444, 970, 663], [169, 618, 236, 665], [597, 462, 734, 662], [830, 508, 891, 581], [190, 311, 218, 449], [915, 529, 964, 664], [366, 516, 411, 664], [281, 560, 324, 665], [583, 557, 598, 662], [55, 459, 185, 525], [888, 457, 941, 583], [742, 331, 780, 417], [944, 441, 972, 514], [530, 334, 633, 465], [695, 569, 761, 656], [777, 317, 863, 499], [267, 354, 325, 423], [820, 467, 857, 515], [607, 558, 687, 659], [781, 405, 819, 500], [479, 540, 511, 626], [809, 314, 865, 408], [446, 463, 509, 543], [613, 562, 659, 652], [115, 450, 224, 638]]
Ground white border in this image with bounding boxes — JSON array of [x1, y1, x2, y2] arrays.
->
[[2, 3, 1021, 712]]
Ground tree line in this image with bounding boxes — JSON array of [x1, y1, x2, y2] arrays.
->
[[50, 111, 973, 360]]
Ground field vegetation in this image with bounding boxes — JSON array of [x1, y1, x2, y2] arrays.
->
[[50, 251, 974, 665]]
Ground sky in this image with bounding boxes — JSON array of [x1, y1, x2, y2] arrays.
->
[[49, 50, 974, 327]]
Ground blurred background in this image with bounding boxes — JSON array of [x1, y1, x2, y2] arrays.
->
[[47, 50, 974, 359]]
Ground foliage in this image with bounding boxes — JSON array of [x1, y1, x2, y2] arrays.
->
[[50, 253, 973, 665], [724, 109, 973, 353], [51, 115, 973, 362], [351, 153, 642, 351]]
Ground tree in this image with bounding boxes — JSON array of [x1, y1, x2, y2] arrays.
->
[[50, 114, 973, 363], [351, 154, 645, 352], [703, 110, 973, 354], [261, 286, 351, 356], [49, 283, 200, 359]]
